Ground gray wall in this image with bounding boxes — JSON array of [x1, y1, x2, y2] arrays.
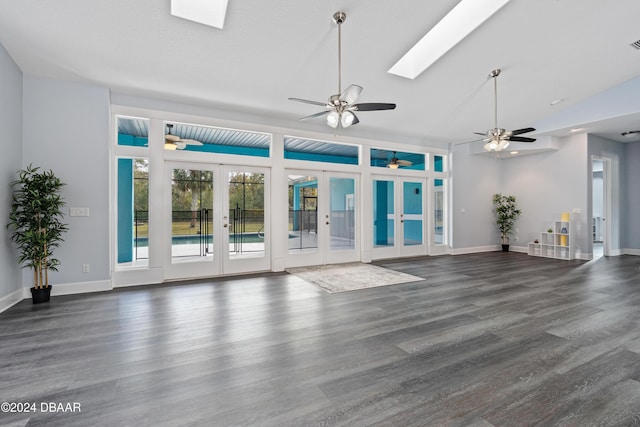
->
[[452, 133, 633, 258], [0, 42, 23, 303], [450, 143, 501, 250], [624, 142, 640, 250], [22, 76, 111, 287], [451, 134, 594, 257], [502, 134, 589, 256]]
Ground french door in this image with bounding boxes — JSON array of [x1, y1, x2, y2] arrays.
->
[[286, 171, 359, 267], [165, 162, 270, 280], [371, 176, 427, 259]]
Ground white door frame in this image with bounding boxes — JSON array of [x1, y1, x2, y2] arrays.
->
[[222, 165, 271, 275], [285, 170, 360, 267], [164, 162, 270, 280], [594, 155, 612, 257], [371, 175, 428, 260]]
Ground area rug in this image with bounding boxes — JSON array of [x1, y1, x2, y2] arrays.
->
[[286, 262, 424, 293]]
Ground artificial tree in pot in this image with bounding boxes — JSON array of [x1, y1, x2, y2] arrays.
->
[[7, 164, 68, 303], [492, 193, 521, 252]]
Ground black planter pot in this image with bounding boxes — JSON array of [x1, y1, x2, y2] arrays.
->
[[31, 286, 52, 304], [501, 244, 510, 252]]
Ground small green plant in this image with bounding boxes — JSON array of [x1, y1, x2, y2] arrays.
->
[[547, 228, 553, 233], [7, 165, 68, 289], [493, 193, 522, 245]]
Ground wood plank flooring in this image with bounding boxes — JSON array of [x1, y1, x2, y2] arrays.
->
[[2, 252, 640, 426]]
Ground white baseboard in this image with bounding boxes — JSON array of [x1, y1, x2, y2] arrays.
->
[[21, 280, 113, 299], [451, 245, 500, 255], [112, 267, 163, 288], [623, 248, 640, 256], [0, 288, 25, 314]]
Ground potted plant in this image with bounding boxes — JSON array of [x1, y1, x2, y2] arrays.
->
[[7, 165, 68, 304], [492, 193, 521, 252]]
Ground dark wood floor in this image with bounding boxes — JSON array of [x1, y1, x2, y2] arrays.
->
[[2, 252, 640, 426]]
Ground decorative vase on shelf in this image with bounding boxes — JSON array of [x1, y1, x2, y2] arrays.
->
[[560, 227, 568, 246]]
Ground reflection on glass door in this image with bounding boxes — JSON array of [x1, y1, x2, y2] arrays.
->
[[403, 181, 423, 246], [226, 171, 265, 259], [434, 179, 444, 245], [373, 180, 395, 248], [288, 175, 318, 252], [329, 177, 356, 251], [170, 168, 214, 262], [222, 167, 270, 275]]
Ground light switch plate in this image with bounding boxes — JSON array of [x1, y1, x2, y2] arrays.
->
[[69, 207, 90, 217]]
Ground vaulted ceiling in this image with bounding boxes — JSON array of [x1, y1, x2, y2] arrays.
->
[[1, 0, 640, 148]]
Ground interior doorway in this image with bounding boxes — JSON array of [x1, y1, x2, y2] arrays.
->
[[591, 156, 610, 258]]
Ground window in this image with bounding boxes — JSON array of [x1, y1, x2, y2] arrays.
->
[[117, 158, 149, 267], [164, 122, 270, 157], [117, 116, 148, 147], [370, 148, 425, 170], [284, 136, 359, 165]]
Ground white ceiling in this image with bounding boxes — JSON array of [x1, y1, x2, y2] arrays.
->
[[2, 0, 640, 148]]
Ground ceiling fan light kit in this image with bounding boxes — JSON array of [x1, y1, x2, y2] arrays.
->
[[477, 69, 536, 152], [289, 12, 396, 130]]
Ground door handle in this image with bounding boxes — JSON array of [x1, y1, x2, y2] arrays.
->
[[223, 224, 228, 228], [326, 221, 330, 225]]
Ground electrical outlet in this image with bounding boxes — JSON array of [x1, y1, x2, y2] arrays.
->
[[82, 264, 90, 273]]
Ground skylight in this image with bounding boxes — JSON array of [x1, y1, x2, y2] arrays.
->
[[388, 0, 511, 79], [171, 0, 229, 30]]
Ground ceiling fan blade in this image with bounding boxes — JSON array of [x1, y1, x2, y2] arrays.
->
[[510, 127, 536, 136], [473, 132, 488, 136], [175, 142, 186, 150], [179, 139, 203, 146], [339, 84, 363, 104], [398, 160, 413, 166], [165, 134, 180, 142], [508, 136, 536, 143], [349, 113, 360, 126], [300, 110, 331, 121], [288, 97, 330, 107], [353, 103, 396, 111]]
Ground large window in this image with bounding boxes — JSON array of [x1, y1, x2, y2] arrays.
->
[[117, 158, 149, 267], [164, 122, 270, 157], [370, 148, 425, 171], [284, 136, 359, 165]]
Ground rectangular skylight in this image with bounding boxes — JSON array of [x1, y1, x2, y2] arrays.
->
[[388, 0, 511, 79], [171, 0, 229, 30]]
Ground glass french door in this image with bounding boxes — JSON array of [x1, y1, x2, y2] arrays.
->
[[223, 167, 269, 275], [372, 176, 427, 259], [287, 171, 359, 267], [165, 162, 270, 280]]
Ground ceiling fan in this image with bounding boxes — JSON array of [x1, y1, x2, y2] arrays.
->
[[288, 11, 396, 129], [474, 69, 536, 152], [387, 151, 413, 169], [621, 130, 640, 138], [164, 124, 203, 150]]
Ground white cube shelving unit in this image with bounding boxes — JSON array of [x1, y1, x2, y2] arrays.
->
[[528, 220, 572, 260]]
